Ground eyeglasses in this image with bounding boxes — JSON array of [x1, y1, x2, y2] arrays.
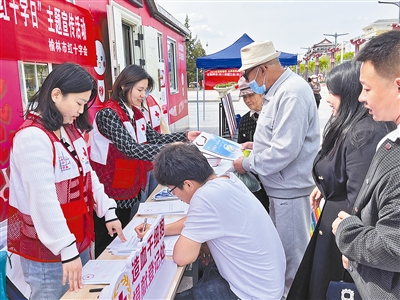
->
[[242, 66, 258, 81], [167, 185, 179, 194]]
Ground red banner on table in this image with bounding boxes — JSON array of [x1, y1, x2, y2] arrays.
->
[[0, 0, 96, 66]]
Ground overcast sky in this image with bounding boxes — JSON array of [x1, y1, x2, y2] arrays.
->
[[156, 0, 398, 57]]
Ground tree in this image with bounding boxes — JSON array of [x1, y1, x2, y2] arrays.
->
[[184, 15, 206, 86], [335, 52, 354, 64], [318, 56, 330, 74]]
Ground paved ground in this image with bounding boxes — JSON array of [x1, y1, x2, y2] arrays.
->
[[176, 83, 331, 295]]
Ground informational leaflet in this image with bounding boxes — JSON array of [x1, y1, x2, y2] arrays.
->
[[152, 186, 179, 201], [137, 200, 188, 215], [107, 217, 183, 255], [193, 132, 244, 161], [82, 260, 126, 284]]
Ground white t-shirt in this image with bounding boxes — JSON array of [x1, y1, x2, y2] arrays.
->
[[181, 173, 286, 299]]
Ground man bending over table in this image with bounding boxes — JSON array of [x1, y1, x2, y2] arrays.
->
[[136, 143, 285, 299]]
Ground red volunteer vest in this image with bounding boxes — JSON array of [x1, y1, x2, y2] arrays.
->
[[145, 95, 162, 133], [141, 95, 163, 174], [90, 100, 148, 200], [8, 114, 94, 262]]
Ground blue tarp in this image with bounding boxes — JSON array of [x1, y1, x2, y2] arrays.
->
[[196, 33, 297, 70]]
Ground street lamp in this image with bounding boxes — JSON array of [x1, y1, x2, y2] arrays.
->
[[350, 37, 367, 55], [324, 32, 349, 47], [312, 51, 322, 77], [303, 54, 311, 80], [378, 1, 400, 24], [324, 33, 348, 69]]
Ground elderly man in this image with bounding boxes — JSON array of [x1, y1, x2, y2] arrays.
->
[[233, 40, 320, 298], [237, 77, 270, 211], [332, 30, 400, 300]]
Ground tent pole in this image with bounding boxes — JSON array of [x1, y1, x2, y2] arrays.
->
[[196, 68, 199, 130], [203, 73, 206, 121]]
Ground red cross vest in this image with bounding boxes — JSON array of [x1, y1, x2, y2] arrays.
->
[[90, 100, 148, 201], [7, 114, 94, 262], [145, 95, 162, 134], [141, 95, 162, 174]]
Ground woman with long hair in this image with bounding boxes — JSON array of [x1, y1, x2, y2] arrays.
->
[[288, 60, 395, 299], [89, 64, 199, 257], [8, 63, 126, 299]]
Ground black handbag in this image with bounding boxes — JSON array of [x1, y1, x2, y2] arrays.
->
[[326, 270, 361, 300]]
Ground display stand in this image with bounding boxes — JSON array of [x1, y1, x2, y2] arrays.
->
[[219, 102, 230, 138], [219, 92, 236, 139]]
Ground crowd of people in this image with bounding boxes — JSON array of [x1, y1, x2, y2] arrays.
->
[[6, 30, 400, 299]]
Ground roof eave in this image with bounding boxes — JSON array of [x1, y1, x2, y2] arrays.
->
[[146, 0, 190, 38]]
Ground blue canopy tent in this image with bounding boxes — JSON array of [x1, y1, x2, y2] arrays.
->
[[194, 34, 297, 129], [196, 33, 297, 70]]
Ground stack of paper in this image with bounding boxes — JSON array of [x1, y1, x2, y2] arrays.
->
[[82, 260, 126, 284], [107, 217, 184, 256], [152, 186, 179, 201], [137, 200, 189, 215], [107, 218, 144, 255]]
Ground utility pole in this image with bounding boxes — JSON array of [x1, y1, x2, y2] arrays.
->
[[300, 47, 311, 80], [378, 1, 400, 24]]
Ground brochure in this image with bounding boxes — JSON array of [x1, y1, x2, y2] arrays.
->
[[193, 132, 243, 161], [107, 217, 183, 255], [152, 186, 179, 201]]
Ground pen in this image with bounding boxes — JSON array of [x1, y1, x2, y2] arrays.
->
[[140, 218, 147, 242], [89, 288, 103, 293]]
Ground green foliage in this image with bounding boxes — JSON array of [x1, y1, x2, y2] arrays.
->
[[299, 64, 305, 74], [308, 61, 316, 73], [335, 52, 354, 64], [318, 56, 330, 74], [184, 15, 206, 86]]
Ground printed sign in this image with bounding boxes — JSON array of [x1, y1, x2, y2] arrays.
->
[[0, 0, 95, 66]]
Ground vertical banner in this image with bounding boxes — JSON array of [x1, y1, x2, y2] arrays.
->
[[0, 60, 24, 221]]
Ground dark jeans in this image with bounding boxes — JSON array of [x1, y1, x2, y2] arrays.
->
[[175, 262, 240, 300]]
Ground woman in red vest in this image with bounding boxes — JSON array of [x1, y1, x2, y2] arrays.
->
[[90, 64, 200, 257], [134, 92, 169, 204], [8, 63, 126, 299]]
